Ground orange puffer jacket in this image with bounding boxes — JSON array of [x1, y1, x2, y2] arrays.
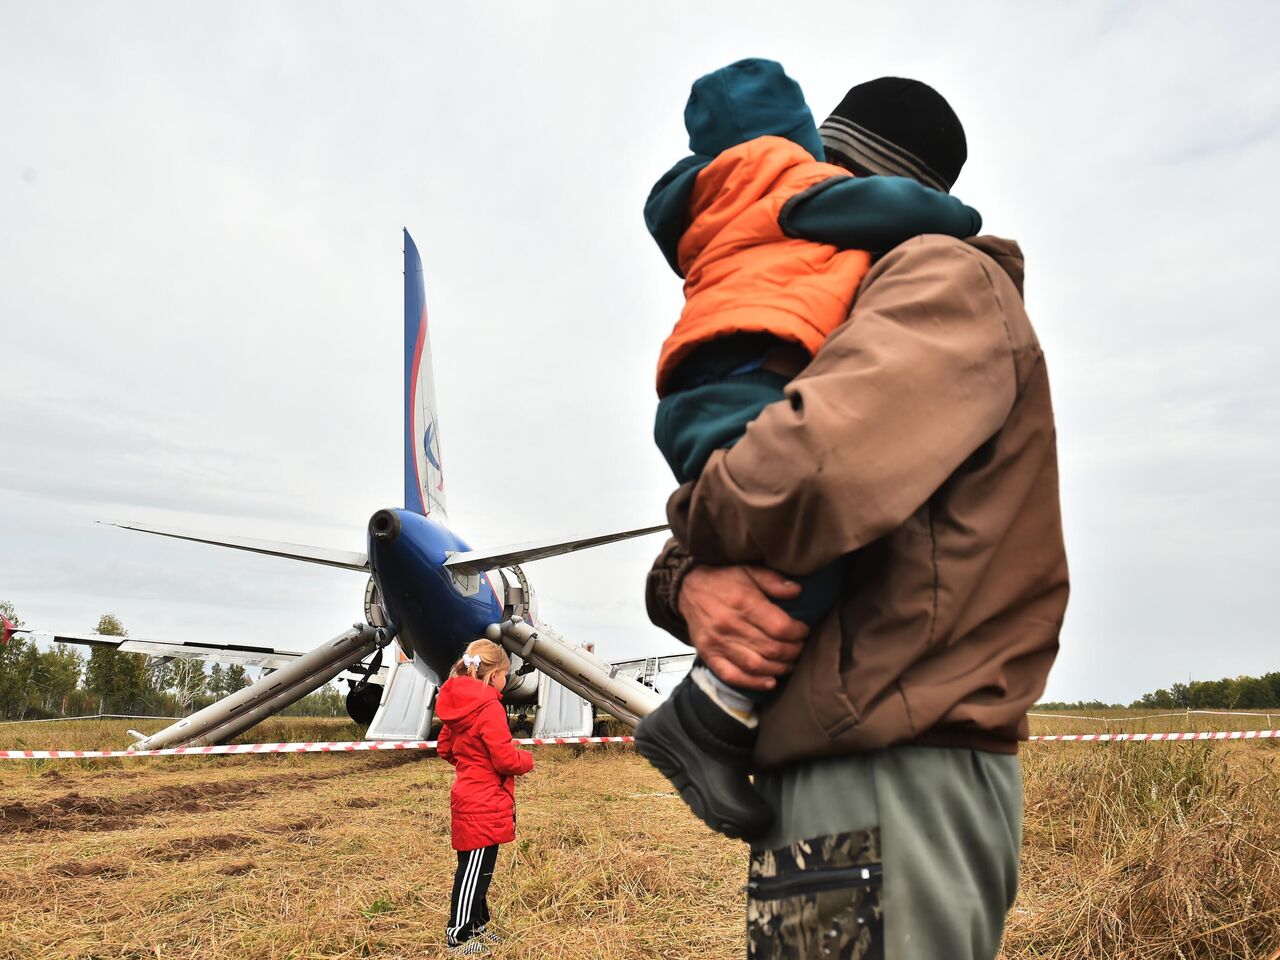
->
[[656, 136, 871, 396]]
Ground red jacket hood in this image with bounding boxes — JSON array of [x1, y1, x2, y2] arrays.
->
[[435, 676, 502, 726]]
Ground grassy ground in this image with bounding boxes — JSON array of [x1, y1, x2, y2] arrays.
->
[[0, 716, 1277, 959]]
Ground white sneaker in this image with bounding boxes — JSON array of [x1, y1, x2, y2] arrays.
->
[[445, 939, 489, 956]]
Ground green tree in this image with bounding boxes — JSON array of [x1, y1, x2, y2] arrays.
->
[[208, 663, 225, 700], [0, 601, 20, 629], [84, 614, 153, 714], [31, 644, 85, 715], [279, 683, 345, 717], [1266, 673, 1280, 706], [1170, 682, 1190, 709], [217, 664, 248, 697], [0, 601, 37, 719], [1136, 688, 1176, 709], [167, 659, 208, 711], [1231, 676, 1278, 709]]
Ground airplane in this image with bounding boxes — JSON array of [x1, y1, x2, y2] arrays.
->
[[13, 230, 692, 749]]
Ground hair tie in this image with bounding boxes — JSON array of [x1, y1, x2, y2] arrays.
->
[[463, 654, 482, 669]]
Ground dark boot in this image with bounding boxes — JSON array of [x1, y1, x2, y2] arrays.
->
[[634, 673, 774, 841]]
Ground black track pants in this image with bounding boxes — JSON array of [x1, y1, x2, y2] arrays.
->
[[447, 844, 499, 945]]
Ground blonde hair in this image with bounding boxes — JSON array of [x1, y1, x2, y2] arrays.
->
[[449, 639, 510, 687]]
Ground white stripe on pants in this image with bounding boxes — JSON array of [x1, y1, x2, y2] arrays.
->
[[447, 844, 498, 945]]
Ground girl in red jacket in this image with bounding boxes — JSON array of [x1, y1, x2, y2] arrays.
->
[[436, 639, 534, 955]]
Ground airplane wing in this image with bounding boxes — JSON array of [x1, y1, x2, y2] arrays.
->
[[16, 629, 309, 670], [106, 521, 369, 571], [17, 629, 390, 681], [610, 652, 696, 684], [443, 523, 669, 576]]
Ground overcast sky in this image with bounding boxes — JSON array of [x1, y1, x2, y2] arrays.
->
[[2, 2, 1278, 704]]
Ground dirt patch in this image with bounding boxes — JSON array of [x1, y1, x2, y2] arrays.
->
[[1, 801, 35, 827], [0, 755, 420, 835], [143, 833, 256, 862], [218, 859, 256, 876], [46, 859, 128, 878], [260, 816, 322, 835], [1, 781, 259, 834], [342, 797, 379, 809]]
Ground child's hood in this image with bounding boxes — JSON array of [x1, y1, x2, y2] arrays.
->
[[645, 59, 824, 277], [685, 58, 823, 159], [435, 675, 501, 727]]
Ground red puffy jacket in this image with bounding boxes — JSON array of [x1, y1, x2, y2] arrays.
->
[[435, 676, 534, 851]]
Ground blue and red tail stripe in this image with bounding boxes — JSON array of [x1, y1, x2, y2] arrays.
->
[[404, 229, 428, 516]]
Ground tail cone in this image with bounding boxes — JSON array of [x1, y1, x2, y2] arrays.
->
[[369, 509, 402, 544]]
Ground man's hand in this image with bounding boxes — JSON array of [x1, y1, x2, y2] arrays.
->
[[677, 565, 809, 691]]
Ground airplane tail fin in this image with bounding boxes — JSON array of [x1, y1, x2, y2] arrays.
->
[[404, 230, 447, 520], [1, 615, 15, 646]]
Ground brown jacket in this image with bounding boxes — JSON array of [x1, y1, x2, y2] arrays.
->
[[646, 235, 1068, 768]]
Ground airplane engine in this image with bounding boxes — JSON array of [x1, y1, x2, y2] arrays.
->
[[364, 576, 390, 629], [497, 565, 534, 621], [495, 564, 540, 704], [501, 666, 539, 704]]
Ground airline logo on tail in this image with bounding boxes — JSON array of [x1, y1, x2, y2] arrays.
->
[[423, 418, 443, 477], [404, 230, 447, 520]]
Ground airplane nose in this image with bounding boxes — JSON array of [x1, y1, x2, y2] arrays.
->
[[369, 509, 402, 544]]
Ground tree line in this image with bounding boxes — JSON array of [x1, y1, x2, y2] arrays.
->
[[0, 601, 347, 720], [1039, 671, 1280, 713]]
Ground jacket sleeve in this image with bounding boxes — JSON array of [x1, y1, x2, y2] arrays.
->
[[667, 237, 1018, 574], [479, 701, 534, 776], [645, 537, 697, 643], [436, 722, 457, 766], [780, 175, 982, 253], [644, 154, 711, 276]]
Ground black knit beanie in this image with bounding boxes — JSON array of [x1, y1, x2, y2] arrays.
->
[[819, 78, 966, 192]]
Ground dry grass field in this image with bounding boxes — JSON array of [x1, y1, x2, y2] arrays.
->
[[0, 714, 1277, 959]]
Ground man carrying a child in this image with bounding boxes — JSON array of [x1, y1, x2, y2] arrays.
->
[[641, 68, 1069, 960]]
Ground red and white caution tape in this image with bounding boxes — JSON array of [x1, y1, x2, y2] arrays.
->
[[1028, 729, 1280, 743], [3, 729, 1279, 760], [0, 735, 636, 760]]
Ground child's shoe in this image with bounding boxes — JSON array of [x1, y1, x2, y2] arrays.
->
[[445, 939, 490, 956], [634, 672, 774, 841]]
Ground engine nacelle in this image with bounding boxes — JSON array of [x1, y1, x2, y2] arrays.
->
[[493, 565, 541, 703], [363, 576, 389, 628]]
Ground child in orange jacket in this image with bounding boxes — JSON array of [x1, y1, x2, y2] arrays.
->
[[635, 59, 980, 841], [436, 639, 534, 955]]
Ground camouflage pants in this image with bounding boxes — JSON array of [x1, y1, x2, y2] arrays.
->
[[747, 747, 1021, 960], [748, 827, 884, 959]]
